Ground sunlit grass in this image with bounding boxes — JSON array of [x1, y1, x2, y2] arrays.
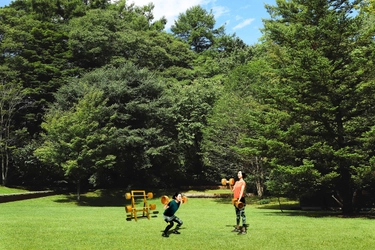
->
[[1, 189, 375, 250], [0, 186, 30, 194]]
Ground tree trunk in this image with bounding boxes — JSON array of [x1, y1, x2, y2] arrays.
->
[[339, 168, 354, 215], [0, 140, 8, 186], [77, 180, 81, 201], [1, 153, 5, 186], [0, 119, 5, 186], [4, 150, 8, 186], [4, 141, 9, 186], [256, 181, 263, 198], [255, 156, 264, 198], [0, 82, 25, 187], [342, 192, 354, 215]]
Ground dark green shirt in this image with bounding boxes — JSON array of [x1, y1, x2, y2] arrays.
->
[[163, 199, 180, 217]]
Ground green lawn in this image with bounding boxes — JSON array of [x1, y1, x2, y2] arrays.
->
[[0, 186, 31, 194], [1, 190, 374, 250]]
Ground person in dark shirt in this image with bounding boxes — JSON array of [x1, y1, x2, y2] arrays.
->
[[162, 192, 183, 237]]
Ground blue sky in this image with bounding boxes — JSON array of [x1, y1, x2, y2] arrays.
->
[[0, 0, 276, 45]]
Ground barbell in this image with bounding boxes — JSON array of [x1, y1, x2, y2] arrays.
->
[[125, 192, 153, 200], [160, 195, 188, 205], [221, 178, 235, 186]]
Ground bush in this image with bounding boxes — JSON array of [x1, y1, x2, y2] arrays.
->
[[258, 198, 270, 205]]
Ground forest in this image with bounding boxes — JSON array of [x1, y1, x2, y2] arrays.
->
[[1, 0, 375, 215]]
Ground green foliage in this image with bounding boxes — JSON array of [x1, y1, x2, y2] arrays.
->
[[202, 57, 275, 195], [0, 2, 78, 138], [356, 126, 375, 190], [267, 160, 322, 198], [68, 6, 194, 74], [0, 80, 28, 185], [202, 92, 247, 178], [2, 0, 375, 205], [35, 86, 116, 198], [12, 139, 63, 187], [257, 198, 270, 205], [68, 8, 124, 70], [167, 78, 222, 184], [50, 63, 187, 187], [260, 0, 375, 214], [171, 5, 225, 53], [1, 1, 198, 188]]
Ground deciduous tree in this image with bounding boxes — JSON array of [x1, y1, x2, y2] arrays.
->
[[0, 80, 27, 186], [35, 87, 116, 200]]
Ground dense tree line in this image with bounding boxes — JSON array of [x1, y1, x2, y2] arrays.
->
[[1, 0, 375, 214]]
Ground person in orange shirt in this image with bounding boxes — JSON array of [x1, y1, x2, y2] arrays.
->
[[231, 170, 247, 235]]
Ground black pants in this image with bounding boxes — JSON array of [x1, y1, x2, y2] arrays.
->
[[235, 197, 246, 226]]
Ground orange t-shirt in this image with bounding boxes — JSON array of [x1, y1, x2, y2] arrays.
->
[[233, 180, 246, 199]]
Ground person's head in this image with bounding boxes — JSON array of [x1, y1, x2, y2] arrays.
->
[[237, 170, 246, 180], [173, 192, 182, 201]]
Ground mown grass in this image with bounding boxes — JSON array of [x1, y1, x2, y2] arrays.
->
[[0, 186, 30, 194], [1, 189, 375, 250]]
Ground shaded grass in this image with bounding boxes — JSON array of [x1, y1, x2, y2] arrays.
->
[[52, 188, 232, 207], [1, 189, 375, 250], [183, 188, 232, 194]]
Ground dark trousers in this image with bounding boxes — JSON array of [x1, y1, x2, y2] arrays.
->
[[235, 197, 246, 226]]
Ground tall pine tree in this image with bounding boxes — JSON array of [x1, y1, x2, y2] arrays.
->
[[261, 0, 375, 214]]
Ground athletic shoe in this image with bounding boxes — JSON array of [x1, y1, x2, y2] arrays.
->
[[172, 230, 181, 234], [237, 230, 246, 235], [162, 233, 169, 237], [231, 228, 240, 232]]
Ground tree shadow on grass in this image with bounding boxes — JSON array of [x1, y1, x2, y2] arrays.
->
[[53, 189, 172, 207], [256, 204, 375, 219], [260, 209, 375, 219], [214, 197, 233, 204], [213, 197, 375, 219]]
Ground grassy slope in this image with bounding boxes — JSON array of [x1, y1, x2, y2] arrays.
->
[[0, 186, 30, 194]]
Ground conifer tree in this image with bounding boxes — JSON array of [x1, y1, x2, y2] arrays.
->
[[262, 0, 375, 214]]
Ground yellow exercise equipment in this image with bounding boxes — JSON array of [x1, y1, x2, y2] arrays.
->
[[124, 190, 156, 221]]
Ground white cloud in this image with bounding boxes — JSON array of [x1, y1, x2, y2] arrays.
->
[[211, 5, 229, 19], [127, 0, 214, 29], [241, 5, 251, 10], [233, 18, 255, 30]]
